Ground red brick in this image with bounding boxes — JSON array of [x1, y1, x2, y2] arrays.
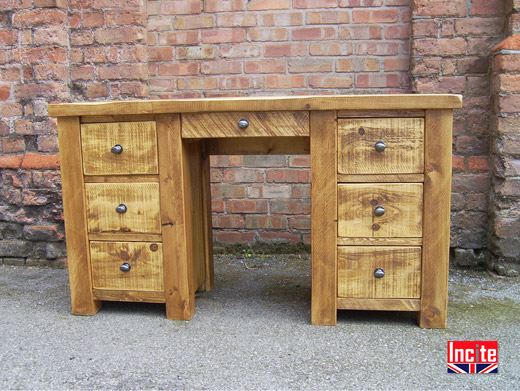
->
[[309, 42, 352, 56], [493, 54, 520, 73], [215, 231, 255, 244], [212, 215, 245, 229], [353, 9, 398, 23], [21, 153, 60, 169], [12, 10, 67, 27], [412, 0, 466, 17], [83, 11, 104, 27], [452, 156, 465, 171], [468, 156, 489, 172], [14, 83, 68, 99], [0, 30, 18, 45], [202, 29, 245, 44], [497, 117, 520, 135], [69, 13, 81, 28], [385, 25, 410, 39], [261, 12, 303, 26], [469, 36, 499, 56], [248, 0, 291, 10], [204, 0, 246, 13], [174, 15, 214, 30], [71, 31, 94, 45], [0, 67, 20, 82], [385, 57, 409, 71], [339, 25, 382, 40], [356, 41, 400, 55], [211, 155, 243, 167], [415, 76, 467, 93], [258, 232, 301, 244], [289, 156, 310, 168], [227, 200, 268, 214], [220, 76, 262, 90], [20, 47, 67, 63], [34, 0, 68, 7], [411, 57, 441, 75], [0, 85, 10, 100], [498, 74, 520, 93], [202, 61, 242, 75], [470, 0, 504, 15], [356, 73, 400, 88], [292, 27, 336, 41], [413, 38, 466, 56], [220, 44, 260, 58], [83, 47, 106, 63], [116, 10, 147, 26], [496, 95, 520, 113], [86, 82, 109, 98], [0, 154, 23, 168], [148, 47, 174, 62], [217, 13, 257, 27], [294, 0, 337, 8], [212, 199, 225, 213], [223, 169, 263, 183], [160, 31, 200, 46], [245, 59, 286, 74], [266, 169, 309, 183], [37, 135, 58, 152], [289, 59, 333, 73], [271, 200, 311, 215], [94, 27, 145, 44], [247, 28, 288, 42], [33, 28, 68, 46], [2, 137, 24, 153], [34, 65, 68, 80], [264, 43, 307, 57], [309, 75, 353, 88], [455, 17, 504, 35], [99, 64, 148, 80], [265, 75, 306, 89], [161, 0, 201, 14], [245, 216, 287, 229], [177, 77, 218, 90], [158, 62, 199, 76], [289, 216, 311, 230], [411, 19, 438, 37], [307, 10, 349, 24]]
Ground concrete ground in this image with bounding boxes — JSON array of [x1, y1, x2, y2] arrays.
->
[[1, 254, 519, 390]]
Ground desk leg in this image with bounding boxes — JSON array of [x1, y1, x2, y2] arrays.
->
[[157, 114, 195, 320], [201, 148, 215, 291], [310, 111, 337, 325]]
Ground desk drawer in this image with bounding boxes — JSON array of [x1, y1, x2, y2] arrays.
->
[[338, 118, 424, 174], [338, 183, 423, 238], [81, 121, 158, 175], [182, 111, 309, 138], [90, 241, 164, 291], [338, 246, 421, 298], [85, 183, 161, 234]]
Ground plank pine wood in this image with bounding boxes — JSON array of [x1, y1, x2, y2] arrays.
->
[[205, 137, 309, 155], [310, 111, 337, 326], [338, 183, 423, 238], [85, 183, 161, 234], [93, 289, 165, 303], [337, 174, 424, 183], [420, 110, 453, 328], [49, 95, 463, 117], [90, 241, 164, 291], [84, 175, 159, 183], [337, 298, 420, 311], [182, 111, 309, 138], [57, 116, 102, 315], [337, 110, 425, 118], [337, 246, 422, 298], [337, 237, 423, 246], [338, 118, 424, 175], [201, 146, 215, 291], [157, 114, 195, 320], [81, 121, 158, 175], [81, 115, 156, 123], [88, 232, 162, 242]]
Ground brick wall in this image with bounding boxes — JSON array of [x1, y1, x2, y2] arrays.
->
[[0, 0, 518, 272]]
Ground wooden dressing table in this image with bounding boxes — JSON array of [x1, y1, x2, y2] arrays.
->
[[49, 94, 462, 328]]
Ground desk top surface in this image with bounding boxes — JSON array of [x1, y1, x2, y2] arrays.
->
[[48, 94, 462, 117]]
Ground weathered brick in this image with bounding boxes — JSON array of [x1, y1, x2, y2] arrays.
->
[[204, 0, 246, 13], [215, 231, 255, 244], [95, 27, 145, 44], [292, 27, 336, 41], [266, 169, 309, 183], [468, 156, 490, 172], [248, 0, 291, 11], [353, 9, 399, 23], [211, 156, 243, 167], [414, 76, 466, 94], [264, 43, 307, 58], [498, 74, 520, 93], [174, 15, 214, 30], [0, 85, 10, 100], [413, 38, 466, 56], [289, 216, 311, 230], [98, 64, 148, 80], [247, 28, 288, 42], [261, 12, 303, 26], [161, 0, 201, 15], [307, 10, 349, 24], [21, 153, 60, 169], [309, 42, 352, 56], [0, 240, 32, 257], [202, 29, 245, 44], [412, 0, 466, 17], [470, 0, 504, 16], [2, 136, 24, 153], [357, 73, 400, 88], [356, 41, 400, 55], [309, 75, 353, 88], [12, 10, 67, 27], [223, 169, 264, 183], [212, 215, 245, 229], [265, 75, 306, 89], [0, 222, 23, 240], [227, 200, 268, 214], [202, 60, 242, 75], [217, 13, 257, 27], [245, 59, 286, 74], [258, 232, 301, 244], [245, 216, 287, 229], [148, 47, 174, 62], [412, 19, 438, 37], [455, 17, 504, 36], [271, 200, 311, 215], [289, 59, 333, 73], [33, 28, 68, 46], [220, 44, 261, 58]]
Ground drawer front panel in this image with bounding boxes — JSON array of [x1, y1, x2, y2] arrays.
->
[[182, 111, 309, 138], [338, 118, 424, 174], [85, 183, 161, 234], [338, 246, 421, 298], [81, 121, 158, 175], [338, 183, 423, 238], [90, 241, 164, 291]]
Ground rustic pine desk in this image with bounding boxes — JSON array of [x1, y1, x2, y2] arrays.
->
[[49, 95, 462, 328]]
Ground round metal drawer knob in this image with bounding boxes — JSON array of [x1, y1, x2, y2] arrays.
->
[[374, 206, 386, 217], [374, 268, 385, 278], [120, 262, 131, 272], [115, 204, 127, 214], [238, 119, 249, 129], [374, 141, 386, 152], [111, 144, 123, 154]]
